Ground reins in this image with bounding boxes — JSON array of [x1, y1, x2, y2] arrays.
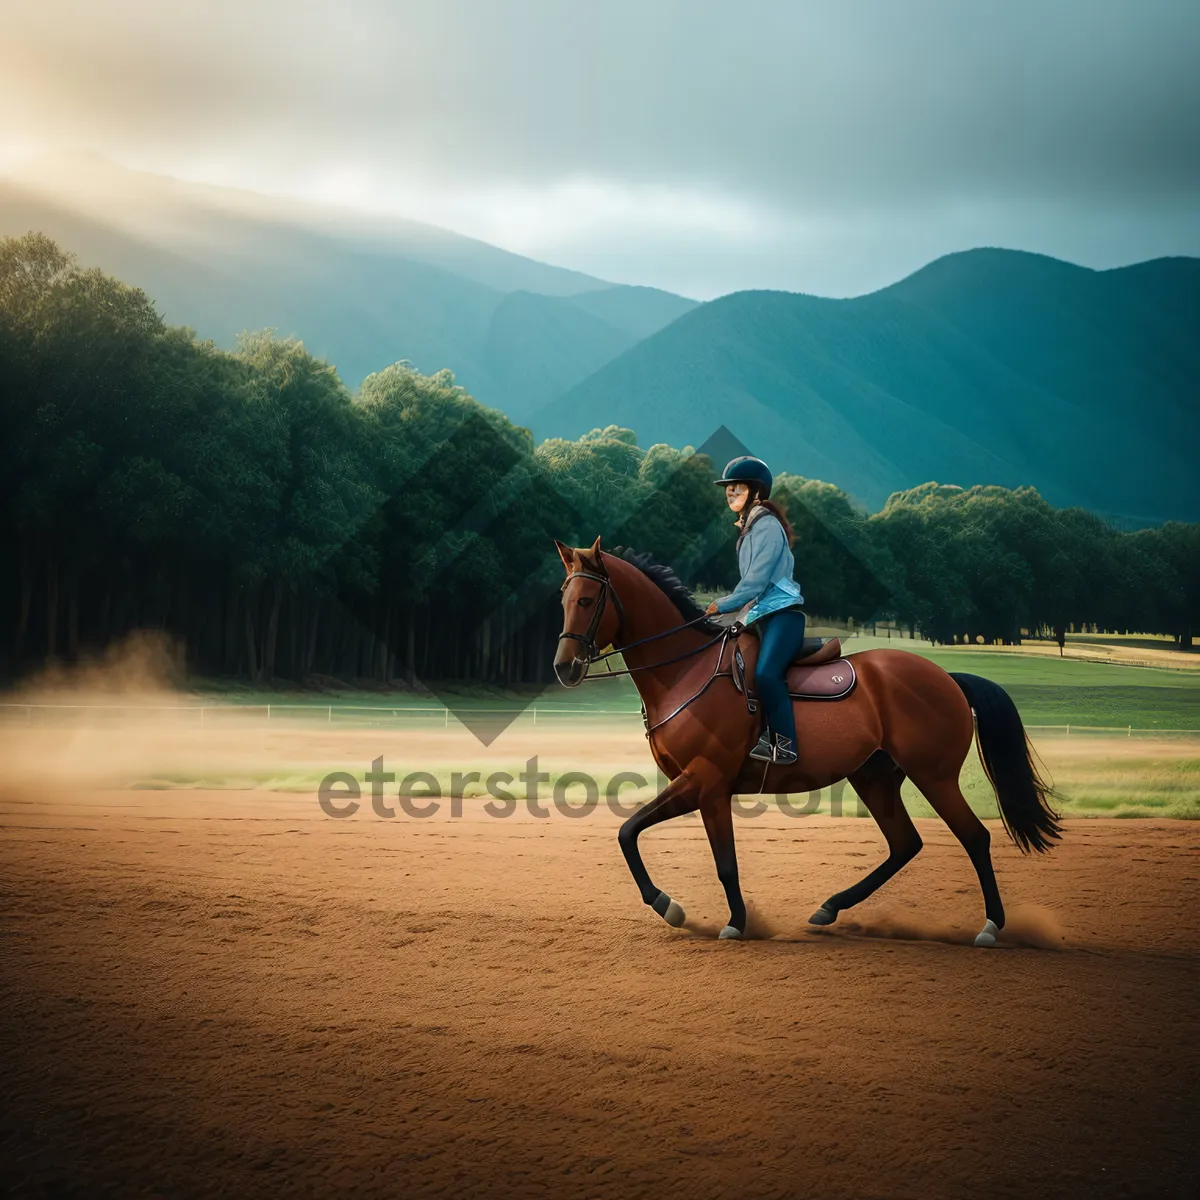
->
[[586, 616, 732, 678]]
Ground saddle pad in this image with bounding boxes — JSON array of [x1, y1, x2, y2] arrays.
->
[[785, 657, 856, 700]]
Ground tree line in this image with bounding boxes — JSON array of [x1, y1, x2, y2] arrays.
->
[[1, 233, 1195, 688]]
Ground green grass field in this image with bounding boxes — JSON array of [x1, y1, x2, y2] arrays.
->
[[190, 639, 1200, 730], [114, 748, 1200, 822], [46, 633, 1180, 820], [893, 648, 1200, 729]]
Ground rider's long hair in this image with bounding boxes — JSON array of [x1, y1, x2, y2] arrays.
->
[[737, 484, 796, 548]]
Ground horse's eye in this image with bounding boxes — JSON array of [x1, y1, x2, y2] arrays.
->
[[578, 597, 595, 608]]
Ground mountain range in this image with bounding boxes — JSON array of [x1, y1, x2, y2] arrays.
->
[[536, 249, 1200, 524], [2, 156, 1196, 525], [0, 155, 696, 418]]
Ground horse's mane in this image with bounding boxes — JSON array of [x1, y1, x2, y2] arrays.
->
[[607, 546, 725, 635]]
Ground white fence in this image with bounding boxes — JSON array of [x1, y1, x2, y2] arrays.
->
[[0, 702, 643, 728], [0, 703, 1197, 737], [1025, 724, 1199, 737]]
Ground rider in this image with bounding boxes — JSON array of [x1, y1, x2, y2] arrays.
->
[[704, 456, 807, 765]]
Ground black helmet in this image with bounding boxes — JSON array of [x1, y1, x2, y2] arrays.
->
[[713, 455, 773, 498]]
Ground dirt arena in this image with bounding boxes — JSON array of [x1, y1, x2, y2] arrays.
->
[[1, 717, 1197, 1198]]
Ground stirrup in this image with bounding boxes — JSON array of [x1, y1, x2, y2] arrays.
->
[[771, 735, 798, 765], [748, 729, 774, 761]]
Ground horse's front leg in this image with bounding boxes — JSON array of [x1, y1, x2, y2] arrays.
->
[[700, 796, 746, 939], [618, 771, 701, 927]]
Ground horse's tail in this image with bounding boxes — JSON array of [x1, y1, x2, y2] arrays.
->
[[950, 672, 1064, 854]]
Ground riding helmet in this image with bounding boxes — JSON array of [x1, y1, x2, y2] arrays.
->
[[713, 455, 773, 498]]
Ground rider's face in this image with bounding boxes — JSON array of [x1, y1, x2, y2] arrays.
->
[[725, 482, 750, 513]]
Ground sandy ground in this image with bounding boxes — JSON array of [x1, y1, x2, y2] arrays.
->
[[2, 728, 1198, 1199]]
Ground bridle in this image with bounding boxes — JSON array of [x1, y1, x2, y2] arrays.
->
[[557, 570, 627, 668], [556, 566, 734, 691]]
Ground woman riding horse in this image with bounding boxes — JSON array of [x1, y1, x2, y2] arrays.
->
[[704, 455, 806, 766], [553, 524, 1062, 947]]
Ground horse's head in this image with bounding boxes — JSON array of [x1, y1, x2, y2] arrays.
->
[[552, 535, 625, 687]]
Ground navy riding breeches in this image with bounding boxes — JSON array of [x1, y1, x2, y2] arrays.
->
[[753, 607, 807, 746]]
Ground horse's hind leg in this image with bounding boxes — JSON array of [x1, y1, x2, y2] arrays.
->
[[910, 771, 1005, 946], [809, 755, 922, 927]]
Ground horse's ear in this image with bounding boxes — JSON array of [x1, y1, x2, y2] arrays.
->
[[553, 538, 575, 569], [578, 535, 607, 574]]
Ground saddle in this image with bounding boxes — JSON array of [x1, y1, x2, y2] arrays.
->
[[730, 632, 857, 711]]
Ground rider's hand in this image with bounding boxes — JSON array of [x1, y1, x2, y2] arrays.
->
[[705, 601, 720, 615]]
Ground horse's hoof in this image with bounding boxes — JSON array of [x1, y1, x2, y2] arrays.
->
[[974, 919, 1000, 947], [808, 904, 838, 927], [718, 925, 743, 940], [651, 891, 686, 927]]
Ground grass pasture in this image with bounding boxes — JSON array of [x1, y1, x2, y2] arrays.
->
[[3, 633, 1197, 821], [182, 636, 1200, 731], [2, 712, 1195, 826]]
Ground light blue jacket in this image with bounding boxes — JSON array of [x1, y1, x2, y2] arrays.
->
[[714, 505, 804, 625]]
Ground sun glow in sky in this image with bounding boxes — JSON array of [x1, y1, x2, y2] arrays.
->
[[2, 0, 1198, 298]]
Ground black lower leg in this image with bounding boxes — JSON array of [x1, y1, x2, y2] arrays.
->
[[701, 803, 745, 932], [720, 869, 746, 933], [618, 785, 699, 906], [820, 840, 921, 912], [964, 828, 1005, 928], [814, 765, 917, 921]]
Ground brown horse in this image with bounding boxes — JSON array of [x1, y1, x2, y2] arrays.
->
[[553, 536, 1062, 947]]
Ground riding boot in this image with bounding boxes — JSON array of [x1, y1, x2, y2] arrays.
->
[[748, 727, 774, 761], [771, 733, 798, 765]]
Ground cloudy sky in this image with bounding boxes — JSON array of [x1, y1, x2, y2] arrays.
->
[[2, 0, 1197, 298]]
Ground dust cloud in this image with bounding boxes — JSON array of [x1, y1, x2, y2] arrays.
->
[[11, 628, 187, 699]]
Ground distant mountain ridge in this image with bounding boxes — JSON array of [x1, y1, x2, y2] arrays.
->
[[0, 155, 697, 415], [535, 249, 1200, 524], [3, 158, 1195, 524]]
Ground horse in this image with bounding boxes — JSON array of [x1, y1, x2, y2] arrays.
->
[[552, 536, 1062, 947]]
